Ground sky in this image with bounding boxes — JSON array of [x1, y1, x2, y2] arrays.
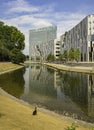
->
[[0, 0, 94, 54]]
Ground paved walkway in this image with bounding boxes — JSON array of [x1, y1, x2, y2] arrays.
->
[[25, 61, 94, 73], [44, 63, 94, 73]]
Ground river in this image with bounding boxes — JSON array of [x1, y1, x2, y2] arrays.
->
[[0, 64, 94, 123]]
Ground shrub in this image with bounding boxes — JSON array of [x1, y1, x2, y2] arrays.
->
[[65, 123, 78, 130]]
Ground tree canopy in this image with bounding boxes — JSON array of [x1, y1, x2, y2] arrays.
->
[[46, 53, 55, 61], [58, 48, 80, 62], [0, 21, 26, 63]]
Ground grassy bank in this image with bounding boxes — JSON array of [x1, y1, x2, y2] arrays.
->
[[0, 62, 94, 130], [0, 90, 93, 130], [0, 62, 24, 74]]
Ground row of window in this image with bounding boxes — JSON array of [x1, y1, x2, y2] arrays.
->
[[89, 21, 94, 24], [89, 27, 94, 30]]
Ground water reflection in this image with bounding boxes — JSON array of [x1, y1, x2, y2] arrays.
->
[[88, 75, 94, 117], [54, 70, 94, 120], [54, 71, 94, 121], [0, 64, 94, 122], [22, 64, 94, 122], [0, 68, 25, 98]]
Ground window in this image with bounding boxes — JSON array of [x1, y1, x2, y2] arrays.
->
[[56, 43, 60, 45], [56, 51, 60, 53], [56, 54, 60, 56], [56, 47, 60, 49]]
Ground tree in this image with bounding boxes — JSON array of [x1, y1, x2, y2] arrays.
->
[[31, 56, 33, 60], [0, 21, 25, 63], [74, 49, 80, 61], [46, 53, 55, 61], [3, 26, 25, 51], [0, 48, 10, 61], [26, 55, 29, 60], [68, 48, 75, 61], [63, 50, 68, 61], [10, 48, 26, 64], [36, 56, 40, 61], [36, 45, 42, 62], [59, 53, 63, 61]]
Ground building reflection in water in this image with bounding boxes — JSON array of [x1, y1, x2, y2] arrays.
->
[[23, 64, 94, 122], [88, 75, 94, 117], [54, 70, 94, 117], [54, 70, 94, 118]]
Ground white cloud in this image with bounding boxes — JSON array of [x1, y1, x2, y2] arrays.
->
[[1, 0, 88, 54], [56, 12, 86, 37], [7, 0, 39, 13], [3, 14, 53, 54]]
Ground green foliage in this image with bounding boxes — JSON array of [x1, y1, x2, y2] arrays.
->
[[46, 53, 55, 61], [61, 48, 81, 62], [68, 48, 80, 61], [63, 50, 68, 60], [68, 48, 75, 60], [0, 21, 25, 63], [26, 55, 29, 60], [10, 48, 26, 64], [91, 128, 94, 130], [65, 123, 78, 130], [74, 49, 80, 61], [0, 21, 4, 26], [3, 26, 25, 51], [36, 56, 40, 61], [0, 48, 10, 61], [59, 53, 64, 60], [31, 56, 33, 60]]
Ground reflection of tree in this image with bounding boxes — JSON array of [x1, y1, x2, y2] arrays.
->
[[59, 72, 88, 108], [29, 65, 56, 98], [36, 66, 42, 80], [62, 73, 80, 90], [47, 67, 55, 74], [36, 66, 40, 69], [89, 75, 94, 96], [0, 68, 25, 98]]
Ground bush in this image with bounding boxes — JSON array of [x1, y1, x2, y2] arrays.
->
[[65, 123, 78, 130]]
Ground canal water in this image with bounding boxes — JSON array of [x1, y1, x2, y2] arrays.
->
[[0, 64, 94, 123]]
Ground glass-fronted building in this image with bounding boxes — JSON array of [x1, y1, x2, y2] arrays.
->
[[29, 25, 57, 60], [63, 14, 94, 62]]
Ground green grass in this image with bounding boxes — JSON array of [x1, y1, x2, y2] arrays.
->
[[0, 93, 92, 130], [0, 62, 21, 73]]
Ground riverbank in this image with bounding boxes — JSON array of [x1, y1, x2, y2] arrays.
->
[[0, 62, 94, 130], [44, 62, 94, 74], [0, 88, 94, 130], [0, 62, 25, 75]]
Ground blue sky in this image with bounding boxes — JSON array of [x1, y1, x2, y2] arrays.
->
[[0, 0, 94, 54]]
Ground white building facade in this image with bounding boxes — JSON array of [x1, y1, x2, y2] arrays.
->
[[64, 14, 94, 62], [54, 39, 61, 59], [29, 25, 57, 61]]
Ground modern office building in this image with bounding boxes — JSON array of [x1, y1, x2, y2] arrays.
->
[[60, 33, 66, 54], [29, 25, 57, 60], [62, 14, 94, 62], [54, 39, 61, 59]]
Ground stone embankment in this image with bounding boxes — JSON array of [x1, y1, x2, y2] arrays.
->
[[44, 62, 94, 73]]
